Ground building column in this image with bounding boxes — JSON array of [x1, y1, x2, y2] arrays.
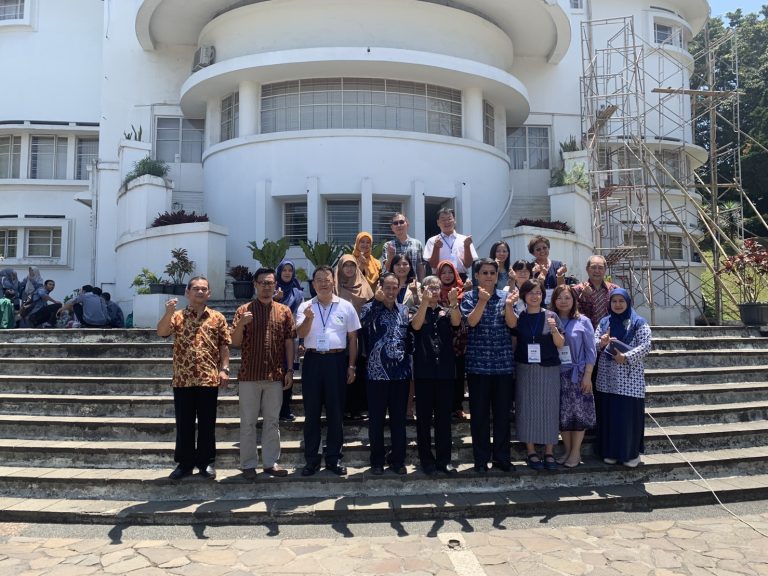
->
[[306, 177, 319, 242], [457, 181, 472, 235], [412, 180, 425, 243], [238, 80, 260, 137], [361, 178, 373, 233], [464, 86, 484, 143]]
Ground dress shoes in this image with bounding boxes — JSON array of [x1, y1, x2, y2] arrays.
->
[[264, 465, 289, 477], [241, 468, 258, 481], [326, 464, 347, 476], [473, 464, 489, 475], [389, 465, 407, 475], [301, 463, 321, 477], [198, 465, 216, 479], [168, 465, 193, 480], [492, 461, 514, 472], [438, 464, 458, 475], [370, 465, 384, 476]]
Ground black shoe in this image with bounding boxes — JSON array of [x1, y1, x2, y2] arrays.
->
[[301, 463, 321, 477], [492, 460, 513, 472], [198, 465, 216, 479], [371, 465, 384, 475], [264, 465, 289, 477], [438, 464, 458, 475], [422, 465, 437, 476], [389, 465, 407, 475], [326, 464, 347, 476], [168, 465, 193, 480], [279, 413, 296, 422], [241, 468, 258, 481], [473, 464, 489, 475]]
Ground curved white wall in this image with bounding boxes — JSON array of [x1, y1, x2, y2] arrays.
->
[[199, 0, 515, 73], [202, 132, 511, 266]]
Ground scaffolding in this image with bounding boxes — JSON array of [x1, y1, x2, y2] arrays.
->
[[580, 15, 752, 324]]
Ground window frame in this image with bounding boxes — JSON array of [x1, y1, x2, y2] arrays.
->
[[26, 227, 62, 259], [506, 126, 551, 170], [220, 92, 240, 142], [0, 135, 21, 179], [0, 0, 24, 22], [75, 137, 98, 180], [155, 116, 205, 164], [283, 201, 308, 246], [326, 199, 360, 246], [29, 135, 68, 180], [483, 100, 495, 146], [372, 200, 403, 242], [0, 228, 18, 259]]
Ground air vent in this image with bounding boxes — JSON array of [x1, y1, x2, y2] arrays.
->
[[192, 46, 216, 73]]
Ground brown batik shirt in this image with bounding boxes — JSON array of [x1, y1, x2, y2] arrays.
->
[[232, 300, 296, 382], [169, 306, 231, 388]]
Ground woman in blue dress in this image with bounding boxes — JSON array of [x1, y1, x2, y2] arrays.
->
[[594, 288, 652, 468], [274, 260, 305, 421], [550, 284, 596, 468]]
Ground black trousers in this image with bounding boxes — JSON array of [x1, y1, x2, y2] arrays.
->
[[302, 350, 347, 468], [415, 378, 454, 470], [367, 378, 409, 468], [467, 373, 513, 467], [173, 386, 219, 470], [452, 356, 466, 412], [28, 303, 61, 327]]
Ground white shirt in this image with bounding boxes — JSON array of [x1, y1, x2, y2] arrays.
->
[[423, 231, 478, 274], [295, 294, 361, 350]]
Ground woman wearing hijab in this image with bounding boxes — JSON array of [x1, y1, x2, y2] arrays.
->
[[20, 266, 43, 299], [436, 260, 468, 420], [274, 260, 305, 421], [335, 254, 375, 420], [353, 231, 382, 292], [594, 288, 652, 468]]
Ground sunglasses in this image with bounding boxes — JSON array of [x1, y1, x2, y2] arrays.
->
[[391, 219, 406, 226]]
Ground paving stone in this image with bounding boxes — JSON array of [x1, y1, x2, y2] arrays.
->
[[136, 547, 188, 566], [100, 547, 137, 567], [157, 557, 190, 569], [187, 549, 239, 566], [103, 555, 151, 574]]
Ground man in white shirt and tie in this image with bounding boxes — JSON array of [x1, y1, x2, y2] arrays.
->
[[423, 207, 478, 280]]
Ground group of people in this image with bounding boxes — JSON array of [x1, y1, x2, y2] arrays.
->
[[160, 209, 652, 481], [0, 266, 124, 329]]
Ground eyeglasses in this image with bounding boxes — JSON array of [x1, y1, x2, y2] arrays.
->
[[257, 281, 276, 287], [479, 270, 497, 276], [189, 286, 208, 292], [391, 219, 406, 226], [588, 265, 606, 270]]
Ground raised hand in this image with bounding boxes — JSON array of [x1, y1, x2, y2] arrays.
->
[[273, 287, 284, 301], [599, 327, 611, 349], [532, 263, 544, 277], [303, 305, 315, 321], [374, 287, 385, 302], [478, 287, 491, 303], [581, 282, 594, 297], [464, 235, 473, 248], [434, 237, 443, 251], [235, 310, 253, 330], [546, 315, 557, 330], [506, 291, 518, 307], [165, 298, 178, 312], [409, 278, 419, 295], [386, 243, 396, 260], [557, 263, 568, 276]]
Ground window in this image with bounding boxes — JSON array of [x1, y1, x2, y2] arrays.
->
[[0, 229, 17, 258], [654, 22, 684, 47], [658, 234, 684, 260], [0, 135, 21, 178], [626, 231, 649, 260], [26, 228, 61, 258], [284, 202, 308, 245], [75, 137, 98, 180], [261, 78, 462, 137], [155, 117, 204, 163], [570, 0, 583, 9], [0, 0, 23, 20], [30, 136, 68, 179], [483, 101, 495, 146], [327, 200, 360, 246], [657, 150, 681, 187], [507, 126, 550, 170], [372, 201, 402, 242], [220, 93, 239, 142]]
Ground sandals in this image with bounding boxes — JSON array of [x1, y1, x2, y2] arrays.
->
[[526, 453, 544, 471], [543, 454, 558, 471]]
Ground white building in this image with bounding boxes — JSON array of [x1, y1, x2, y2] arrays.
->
[[0, 0, 709, 324]]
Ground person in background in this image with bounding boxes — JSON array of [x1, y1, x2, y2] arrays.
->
[[388, 252, 420, 418], [157, 276, 231, 481], [489, 240, 512, 291], [424, 207, 477, 280], [0, 268, 19, 301], [436, 260, 467, 420], [353, 231, 382, 292], [382, 212, 427, 280], [572, 255, 620, 329], [19, 266, 43, 301], [509, 259, 534, 314], [0, 288, 15, 329], [550, 285, 596, 468], [58, 285, 109, 328], [295, 266, 360, 477], [595, 288, 652, 468], [102, 292, 125, 328], [274, 259, 305, 422], [360, 273, 412, 475], [27, 279, 62, 328], [528, 235, 566, 305], [410, 275, 461, 475], [514, 279, 565, 472], [335, 254, 374, 420]]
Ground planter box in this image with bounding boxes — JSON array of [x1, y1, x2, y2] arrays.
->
[[738, 303, 768, 326], [232, 281, 254, 300]]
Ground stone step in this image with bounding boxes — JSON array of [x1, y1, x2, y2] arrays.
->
[[0, 418, 764, 458], [0, 358, 242, 377], [646, 381, 768, 406], [0, 447, 766, 504], [645, 365, 768, 385], [0, 342, 174, 358], [649, 326, 765, 339], [645, 349, 768, 370], [0, 328, 163, 344], [645, 401, 768, 426], [651, 336, 768, 351]]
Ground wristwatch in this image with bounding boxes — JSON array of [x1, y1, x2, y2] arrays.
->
[[220, 367, 230, 374]]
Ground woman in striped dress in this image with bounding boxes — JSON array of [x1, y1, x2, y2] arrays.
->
[[514, 279, 565, 471]]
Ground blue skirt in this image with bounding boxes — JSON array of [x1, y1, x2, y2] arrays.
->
[[596, 391, 644, 462]]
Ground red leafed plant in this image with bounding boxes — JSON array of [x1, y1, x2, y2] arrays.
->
[[717, 239, 768, 303]]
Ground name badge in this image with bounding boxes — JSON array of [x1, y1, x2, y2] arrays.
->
[[316, 333, 330, 352], [527, 344, 541, 364], [545, 288, 554, 305], [558, 346, 573, 364]]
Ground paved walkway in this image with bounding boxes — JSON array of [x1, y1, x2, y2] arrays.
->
[[1, 512, 767, 575]]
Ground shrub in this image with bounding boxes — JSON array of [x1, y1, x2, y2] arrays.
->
[[151, 210, 209, 227], [122, 156, 169, 187], [514, 218, 574, 233]]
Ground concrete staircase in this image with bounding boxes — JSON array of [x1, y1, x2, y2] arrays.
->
[[0, 325, 767, 525]]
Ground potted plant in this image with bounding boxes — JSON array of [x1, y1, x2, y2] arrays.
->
[[151, 210, 209, 228], [131, 268, 162, 294], [228, 265, 254, 300], [122, 155, 170, 188], [164, 248, 195, 295], [297, 240, 347, 296], [247, 237, 290, 269], [717, 238, 768, 325]]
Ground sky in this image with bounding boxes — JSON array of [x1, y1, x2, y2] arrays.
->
[[708, 1, 766, 18]]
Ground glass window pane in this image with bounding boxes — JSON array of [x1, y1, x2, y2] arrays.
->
[[327, 200, 360, 246], [0, 0, 24, 20], [0, 229, 18, 258], [27, 228, 62, 258], [30, 136, 54, 179], [284, 202, 308, 245], [372, 201, 402, 242]]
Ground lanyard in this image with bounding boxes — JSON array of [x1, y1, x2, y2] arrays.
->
[[316, 301, 335, 330], [529, 311, 543, 343], [440, 233, 455, 251]]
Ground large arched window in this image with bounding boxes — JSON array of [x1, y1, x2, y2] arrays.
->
[[261, 78, 462, 137]]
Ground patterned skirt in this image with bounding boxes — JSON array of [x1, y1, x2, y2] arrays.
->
[[559, 368, 596, 431], [515, 364, 560, 445]]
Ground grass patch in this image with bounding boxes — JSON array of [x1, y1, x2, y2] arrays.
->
[[700, 249, 740, 321]]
